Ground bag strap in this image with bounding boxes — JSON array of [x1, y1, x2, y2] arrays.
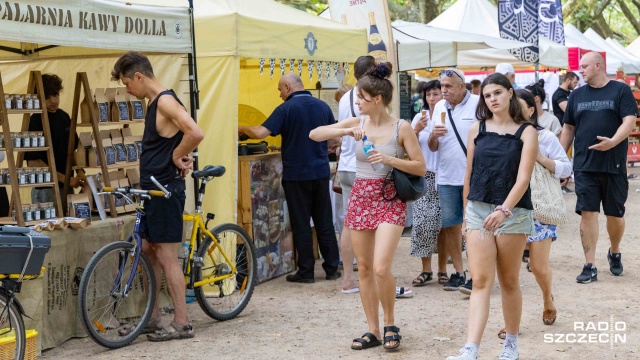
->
[[447, 108, 467, 156], [349, 89, 357, 117]]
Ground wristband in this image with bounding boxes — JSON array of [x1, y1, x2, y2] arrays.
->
[[495, 205, 513, 219]]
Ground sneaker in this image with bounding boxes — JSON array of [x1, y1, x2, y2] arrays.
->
[[607, 248, 623, 276], [498, 340, 519, 360], [395, 286, 413, 298], [459, 279, 472, 295], [446, 346, 478, 360], [561, 186, 574, 194], [443, 272, 466, 291], [576, 263, 598, 284]]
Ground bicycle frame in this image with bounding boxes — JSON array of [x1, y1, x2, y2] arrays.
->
[[117, 200, 146, 298]]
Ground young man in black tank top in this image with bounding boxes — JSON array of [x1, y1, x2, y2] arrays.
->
[[112, 52, 204, 341]]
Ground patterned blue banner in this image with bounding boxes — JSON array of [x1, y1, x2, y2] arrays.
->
[[498, 0, 539, 64], [538, 0, 565, 45]]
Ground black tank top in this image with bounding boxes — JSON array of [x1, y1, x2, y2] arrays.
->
[[468, 121, 533, 210], [140, 90, 184, 189]]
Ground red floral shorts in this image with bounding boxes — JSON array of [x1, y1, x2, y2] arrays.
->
[[345, 178, 407, 230]]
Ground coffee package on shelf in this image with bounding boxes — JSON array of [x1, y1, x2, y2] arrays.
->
[[126, 168, 140, 189], [95, 88, 109, 123], [100, 130, 117, 165], [130, 96, 145, 121], [63, 217, 90, 229], [76, 132, 94, 167], [104, 88, 117, 121], [67, 193, 91, 223], [122, 128, 139, 163], [110, 129, 127, 164], [112, 88, 130, 122]]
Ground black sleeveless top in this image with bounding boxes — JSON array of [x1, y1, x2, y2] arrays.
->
[[140, 90, 184, 189], [467, 121, 533, 210]]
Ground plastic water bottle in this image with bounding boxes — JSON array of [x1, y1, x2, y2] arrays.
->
[[185, 288, 195, 303], [178, 241, 190, 274], [363, 136, 384, 171]]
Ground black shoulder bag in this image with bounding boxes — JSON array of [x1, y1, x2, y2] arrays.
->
[[447, 109, 467, 156], [382, 120, 426, 202]]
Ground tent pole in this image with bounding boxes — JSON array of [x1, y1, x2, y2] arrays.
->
[[535, 63, 539, 81], [188, 0, 201, 203]]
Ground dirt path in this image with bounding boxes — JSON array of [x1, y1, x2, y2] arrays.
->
[[43, 180, 640, 360]]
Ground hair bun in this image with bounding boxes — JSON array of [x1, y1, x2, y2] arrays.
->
[[537, 79, 545, 87], [365, 62, 393, 79]]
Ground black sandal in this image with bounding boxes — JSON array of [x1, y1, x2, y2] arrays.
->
[[522, 249, 530, 263], [351, 332, 382, 350], [383, 326, 401, 350], [412, 272, 433, 287], [438, 272, 448, 284]]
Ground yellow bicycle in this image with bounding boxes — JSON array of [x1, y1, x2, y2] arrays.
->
[[78, 165, 257, 348]]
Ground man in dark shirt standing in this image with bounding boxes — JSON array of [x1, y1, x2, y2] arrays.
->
[[239, 73, 341, 283], [112, 52, 204, 340], [552, 71, 578, 124], [560, 52, 637, 284], [25, 74, 84, 203]]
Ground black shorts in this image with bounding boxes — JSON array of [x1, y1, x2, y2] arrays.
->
[[139, 178, 186, 243], [574, 171, 628, 217]]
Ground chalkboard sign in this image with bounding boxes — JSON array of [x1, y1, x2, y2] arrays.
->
[[98, 103, 109, 122], [73, 202, 91, 221], [131, 101, 144, 120], [117, 101, 130, 120], [114, 143, 127, 162], [125, 144, 138, 162], [398, 72, 412, 121], [135, 141, 143, 156], [105, 146, 116, 165]]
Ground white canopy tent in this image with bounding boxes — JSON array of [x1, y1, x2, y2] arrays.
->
[[427, 0, 568, 69], [391, 20, 532, 71], [627, 37, 640, 59], [607, 37, 640, 62], [583, 28, 640, 74]]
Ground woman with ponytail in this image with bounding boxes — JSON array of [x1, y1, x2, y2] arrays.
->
[[310, 62, 425, 351]]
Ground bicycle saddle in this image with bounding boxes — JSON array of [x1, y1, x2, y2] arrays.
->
[[192, 165, 226, 178]]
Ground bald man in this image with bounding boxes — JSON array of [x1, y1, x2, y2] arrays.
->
[[239, 73, 341, 283], [560, 52, 637, 284]]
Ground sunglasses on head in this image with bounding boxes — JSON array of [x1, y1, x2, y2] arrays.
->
[[439, 69, 464, 82]]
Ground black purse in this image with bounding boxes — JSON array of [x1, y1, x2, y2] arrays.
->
[[382, 120, 426, 202]]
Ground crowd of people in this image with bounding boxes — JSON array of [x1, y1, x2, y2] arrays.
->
[[240, 51, 637, 360]]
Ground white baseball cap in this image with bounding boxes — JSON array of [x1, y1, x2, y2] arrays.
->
[[495, 63, 515, 75]]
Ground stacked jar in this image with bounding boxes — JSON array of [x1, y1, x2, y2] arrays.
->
[[3, 168, 51, 185], [9, 132, 45, 148], [12, 202, 56, 222], [4, 94, 40, 110]]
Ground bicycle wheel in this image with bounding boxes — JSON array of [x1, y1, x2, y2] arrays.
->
[[78, 241, 156, 348], [0, 292, 25, 360], [195, 223, 257, 321]]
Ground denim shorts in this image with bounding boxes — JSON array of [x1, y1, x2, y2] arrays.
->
[[465, 200, 535, 236], [438, 185, 464, 228]]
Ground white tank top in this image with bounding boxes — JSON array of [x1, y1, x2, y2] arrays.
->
[[355, 118, 405, 179]]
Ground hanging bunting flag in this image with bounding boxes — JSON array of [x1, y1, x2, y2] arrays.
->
[[279, 59, 286, 76], [289, 59, 295, 73], [498, 0, 539, 63], [316, 61, 323, 80], [538, 0, 565, 45], [297, 59, 303, 77], [269, 58, 276, 79], [307, 60, 314, 82], [334, 62, 339, 79], [325, 61, 331, 79], [345, 62, 350, 78], [259, 58, 265, 76]]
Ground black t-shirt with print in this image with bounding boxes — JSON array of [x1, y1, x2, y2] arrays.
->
[[552, 87, 570, 124], [564, 81, 637, 174]]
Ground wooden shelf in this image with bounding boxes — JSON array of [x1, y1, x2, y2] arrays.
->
[[0, 147, 49, 152], [0, 217, 49, 226], [76, 120, 144, 127], [5, 109, 43, 115], [74, 162, 139, 171], [0, 182, 55, 188]]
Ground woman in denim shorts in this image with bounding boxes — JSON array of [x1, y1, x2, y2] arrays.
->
[[446, 74, 538, 360]]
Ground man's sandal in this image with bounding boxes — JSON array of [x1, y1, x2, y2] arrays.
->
[[383, 326, 401, 350], [437, 272, 448, 285], [147, 321, 195, 342], [118, 317, 161, 336], [412, 272, 433, 287], [351, 332, 381, 350]]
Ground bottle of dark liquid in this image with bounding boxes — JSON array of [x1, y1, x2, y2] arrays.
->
[[367, 12, 387, 61]]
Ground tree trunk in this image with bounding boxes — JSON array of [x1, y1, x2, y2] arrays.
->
[[618, 0, 640, 37], [416, 0, 440, 23]]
